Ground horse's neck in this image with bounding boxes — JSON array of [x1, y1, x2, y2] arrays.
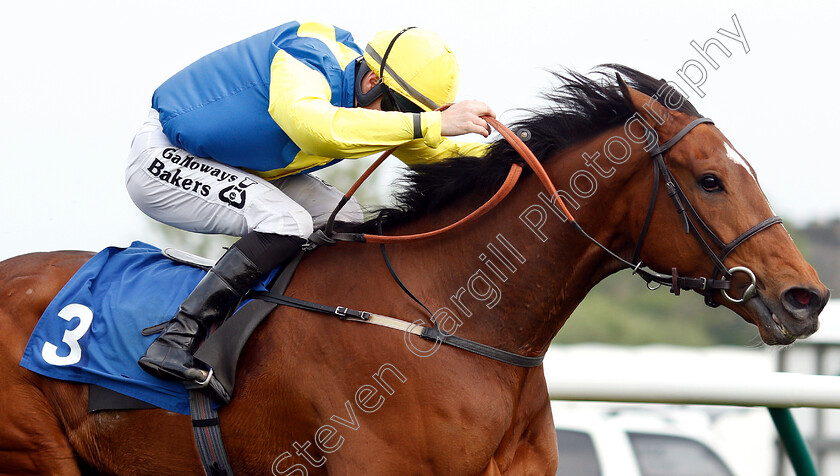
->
[[384, 128, 649, 356]]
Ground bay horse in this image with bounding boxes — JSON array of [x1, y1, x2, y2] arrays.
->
[[0, 65, 829, 475]]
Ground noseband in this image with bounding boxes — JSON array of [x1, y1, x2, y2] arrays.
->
[[626, 117, 782, 307]]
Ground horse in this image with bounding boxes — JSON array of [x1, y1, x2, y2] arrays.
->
[[0, 65, 829, 475]]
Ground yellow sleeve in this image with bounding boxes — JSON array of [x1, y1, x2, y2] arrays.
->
[[268, 50, 445, 159], [393, 138, 490, 165]]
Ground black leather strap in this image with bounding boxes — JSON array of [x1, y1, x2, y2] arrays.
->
[[308, 229, 366, 247], [420, 327, 544, 367], [377, 216, 433, 316], [646, 118, 715, 158], [251, 292, 371, 321], [251, 291, 547, 368], [676, 275, 731, 291], [634, 267, 731, 293], [141, 322, 167, 336], [719, 216, 783, 262], [631, 155, 661, 264]]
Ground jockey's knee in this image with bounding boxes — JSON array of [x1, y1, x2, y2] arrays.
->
[[247, 196, 314, 239]]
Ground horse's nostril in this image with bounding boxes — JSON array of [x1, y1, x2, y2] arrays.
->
[[790, 288, 812, 307], [782, 287, 822, 315]]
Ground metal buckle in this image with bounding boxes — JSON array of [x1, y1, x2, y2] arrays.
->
[[698, 277, 707, 291], [193, 368, 214, 388], [335, 306, 348, 318], [721, 266, 757, 304]]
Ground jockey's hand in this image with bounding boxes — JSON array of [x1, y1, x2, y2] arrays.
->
[[440, 100, 495, 137]]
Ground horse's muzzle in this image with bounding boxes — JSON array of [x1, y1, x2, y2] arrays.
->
[[749, 287, 829, 345]]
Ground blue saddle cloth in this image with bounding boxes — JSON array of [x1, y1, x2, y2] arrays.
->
[[19, 241, 271, 415]]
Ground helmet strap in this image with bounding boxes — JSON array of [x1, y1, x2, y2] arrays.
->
[[356, 26, 425, 109], [354, 59, 386, 107], [378, 27, 416, 82]]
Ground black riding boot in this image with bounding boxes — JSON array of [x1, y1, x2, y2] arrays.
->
[[138, 234, 305, 387], [138, 246, 262, 382]]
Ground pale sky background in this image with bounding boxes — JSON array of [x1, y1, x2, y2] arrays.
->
[[1, 0, 837, 261]]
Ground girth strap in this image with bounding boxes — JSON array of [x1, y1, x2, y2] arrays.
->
[[189, 390, 233, 476]]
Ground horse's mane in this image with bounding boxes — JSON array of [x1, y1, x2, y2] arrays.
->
[[341, 64, 701, 233]]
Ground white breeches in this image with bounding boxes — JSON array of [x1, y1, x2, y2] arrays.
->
[[125, 109, 364, 239]]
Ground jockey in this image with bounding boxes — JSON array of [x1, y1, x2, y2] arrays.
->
[[126, 21, 494, 401]]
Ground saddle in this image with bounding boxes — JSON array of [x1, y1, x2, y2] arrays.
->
[[88, 247, 302, 412]]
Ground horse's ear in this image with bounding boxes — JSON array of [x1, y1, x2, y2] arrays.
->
[[615, 73, 675, 130], [615, 73, 635, 111]]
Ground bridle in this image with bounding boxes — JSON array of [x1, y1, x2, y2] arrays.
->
[[319, 116, 783, 309], [591, 117, 783, 307], [285, 112, 788, 369]]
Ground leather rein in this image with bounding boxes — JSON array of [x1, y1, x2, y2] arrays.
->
[[287, 114, 782, 368], [320, 116, 780, 306]]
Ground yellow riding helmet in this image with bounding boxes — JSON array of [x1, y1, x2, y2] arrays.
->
[[363, 27, 460, 112]]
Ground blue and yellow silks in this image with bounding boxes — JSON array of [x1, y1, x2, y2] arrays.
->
[[153, 21, 486, 181]]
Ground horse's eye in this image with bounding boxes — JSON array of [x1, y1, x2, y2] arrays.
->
[[699, 174, 723, 192]]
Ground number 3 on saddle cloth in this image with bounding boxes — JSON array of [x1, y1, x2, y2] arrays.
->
[[19, 241, 278, 415]]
